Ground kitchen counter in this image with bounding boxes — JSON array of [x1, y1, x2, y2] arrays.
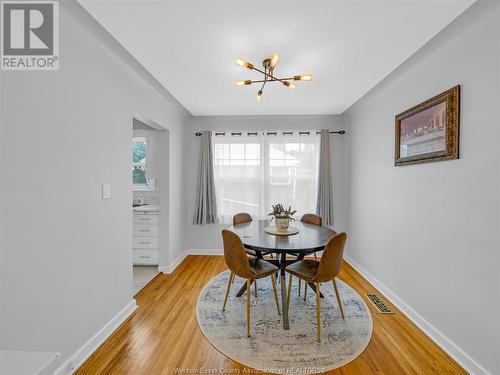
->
[[133, 204, 159, 213]]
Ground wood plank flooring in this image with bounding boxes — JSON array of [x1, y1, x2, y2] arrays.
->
[[75, 255, 466, 374]]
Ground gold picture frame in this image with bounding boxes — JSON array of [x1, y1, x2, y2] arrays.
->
[[395, 85, 460, 166]]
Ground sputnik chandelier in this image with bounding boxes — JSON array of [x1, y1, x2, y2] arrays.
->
[[234, 53, 312, 101]]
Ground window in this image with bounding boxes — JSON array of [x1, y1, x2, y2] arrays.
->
[[213, 134, 320, 222], [132, 137, 155, 190]]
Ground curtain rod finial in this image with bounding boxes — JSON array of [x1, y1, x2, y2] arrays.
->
[[195, 132, 202, 136]]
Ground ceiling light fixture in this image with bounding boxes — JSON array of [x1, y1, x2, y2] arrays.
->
[[234, 53, 312, 101], [235, 79, 251, 86]]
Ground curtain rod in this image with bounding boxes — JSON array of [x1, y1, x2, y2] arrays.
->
[[195, 130, 345, 136]]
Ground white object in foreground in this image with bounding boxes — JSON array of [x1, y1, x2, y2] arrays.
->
[[264, 226, 299, 236], [0, 351, 60, 375]]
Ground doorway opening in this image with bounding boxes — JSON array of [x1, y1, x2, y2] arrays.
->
[[132, 116, 168, 295]]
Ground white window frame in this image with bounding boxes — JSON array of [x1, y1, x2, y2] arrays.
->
[[133, 137, 156, 191], [213, 136, 264, 223], [264, 135, 320, 215], [212, 132, 320, 222]]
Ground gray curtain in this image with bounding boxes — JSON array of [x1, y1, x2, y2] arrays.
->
[[193, 131, 218, 224], [316, 129, 334, 226]]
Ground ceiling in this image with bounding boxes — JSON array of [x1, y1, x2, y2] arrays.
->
[[78, 0, 474, 116]]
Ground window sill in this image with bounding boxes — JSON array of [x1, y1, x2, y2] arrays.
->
[[133, 186, 156, 192]]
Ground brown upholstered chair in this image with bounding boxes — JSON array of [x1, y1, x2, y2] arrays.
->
[[232, 213, 263, 293], [301, 214, 322, 260], [232, 213, 256, 257], [296, 213, 323, 295], [221, 229, 281, 337], [301, 213, 322, 226], [286, 232, 347, 342], [233, 212, 253, 226], [233, 213, 274, 261]]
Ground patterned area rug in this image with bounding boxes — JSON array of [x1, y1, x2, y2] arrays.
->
[[196, 270, 373, 374]]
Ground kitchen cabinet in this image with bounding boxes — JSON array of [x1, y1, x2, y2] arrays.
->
[[133, 209, 159, 265]]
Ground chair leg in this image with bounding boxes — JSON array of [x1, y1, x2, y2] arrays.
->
[[246, 279, 251, 337], [316, 282, 321, 343], [254, 279, 258, 297], [287, 274, 293, 308], [231, 273, 235, 284], [332, 278, 345, 319], [304, 281, 308, 300], [314, 252, 317, 260], [270, 274, 281, 315], [298, 278, 301, 297], [222, 272, 233, 311]]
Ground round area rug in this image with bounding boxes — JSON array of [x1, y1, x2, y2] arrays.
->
[[196, 270, 373, 374]]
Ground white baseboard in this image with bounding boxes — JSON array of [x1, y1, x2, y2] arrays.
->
[[344, 255, 490, 375], [158, 250, 189, 274], [189, 248, 223, 256], [53, 300, 137, 375]]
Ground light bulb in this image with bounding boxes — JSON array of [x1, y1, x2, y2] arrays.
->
[[235, 80, 252, 86], [235, 58, 254, 69], [270, 53, 280, 67], [256, 90, 263, 101], [289, 83, 296, 89], [294, 74, 313, 81]]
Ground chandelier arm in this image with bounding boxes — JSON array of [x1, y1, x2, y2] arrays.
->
[[251, 66, 289, 85], [260, 81, 267, 91], [260, 65, 269, 92], [246, 78, 295, 84]]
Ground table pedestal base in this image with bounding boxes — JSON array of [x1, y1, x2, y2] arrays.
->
[[235, 251, 323, 330]]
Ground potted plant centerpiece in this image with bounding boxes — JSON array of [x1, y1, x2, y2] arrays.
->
[[268, 204, 297, 232]]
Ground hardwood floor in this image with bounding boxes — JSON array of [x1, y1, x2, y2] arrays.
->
[[75, 255, 466, 374]]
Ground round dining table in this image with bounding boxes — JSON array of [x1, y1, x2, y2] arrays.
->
[[230, 219, 336, 330]]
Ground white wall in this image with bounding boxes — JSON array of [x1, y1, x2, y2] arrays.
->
[[183, 115, 347, 251], [343, 1, 499, 374], [0, 0, 190, 372], [1, 1, 497, 374], [0, 69, 4, 337]]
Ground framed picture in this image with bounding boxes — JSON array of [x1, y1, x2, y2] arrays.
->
[[395, 85, 460, 166]]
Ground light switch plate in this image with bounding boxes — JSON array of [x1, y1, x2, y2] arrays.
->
[[102, 184, 111, 199]]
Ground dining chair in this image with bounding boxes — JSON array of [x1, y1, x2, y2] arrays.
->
[[233, 213, 256, 257], [300, 214, 322, 260], [232, 212, 253, 226], [296, 213, 323, 296], [285, 232, 347, 343], [221, 229, 281, 337], [233, 213, 274, 262], [232, 213, 258, 292]]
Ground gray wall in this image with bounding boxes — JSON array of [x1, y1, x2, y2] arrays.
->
[[343, 1, 499, 374], [0, 0, 190, 371], [183, 115, 348, 251], [0, 68, 3, 338], [1, 1, 498, 374]]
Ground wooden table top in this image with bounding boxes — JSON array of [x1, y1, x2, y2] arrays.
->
[[230, 219, 336, 254]]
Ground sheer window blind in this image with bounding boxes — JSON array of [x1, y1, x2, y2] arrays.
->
[[213, 133, 320, 223]]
